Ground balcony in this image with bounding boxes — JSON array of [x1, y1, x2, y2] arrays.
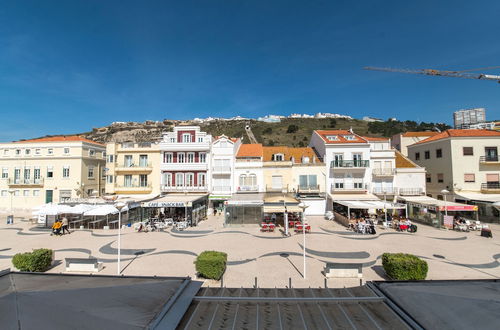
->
[[481, 182, 500, 193], [162, 185, 208, 193], [160, 141, 210, 151], [331, 160, 369, 169], [212, 166, 231, 174], [330, 184, 367, 194], [398, 188, 425, 196], [8, 178, 44, 187], [372, 187, 396, 195], [237, 185, 259, 193], [372, 168, 395, 177], [212, 186, 232, 193], [297, 185, 320, 194], [479, 156, 500, 164], [115, 184, 152, 193], [160, 162, 208, 171], [265, 184, 290, 193], [115, 162, 153, 173]]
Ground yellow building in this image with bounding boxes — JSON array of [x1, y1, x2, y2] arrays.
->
[[0, 136, 106, 211], [105, 142, 161, 196]]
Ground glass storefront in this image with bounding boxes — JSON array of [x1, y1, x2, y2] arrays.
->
[[225, 205, 263, 226]]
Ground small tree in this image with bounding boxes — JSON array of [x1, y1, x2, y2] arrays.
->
[[287, 124, 299, 133], [329, 118, 337, 127]]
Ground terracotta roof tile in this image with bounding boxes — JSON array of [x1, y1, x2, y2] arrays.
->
[[236, 144, 263, 157], [314, 130, 368, 144], [263, 146, 318, 163], [14, 136, 104, 146], [362, 136, 389, 142], [401, 131, 440, 137], [414, 129, 500, 145], [395, 149, 418, 168]]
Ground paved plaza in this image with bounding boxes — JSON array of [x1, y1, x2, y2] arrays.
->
[[1, 214, 499, 288]]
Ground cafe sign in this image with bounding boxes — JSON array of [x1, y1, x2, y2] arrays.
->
[[438, 205, 478, 211], [142, 201, 186, 208]]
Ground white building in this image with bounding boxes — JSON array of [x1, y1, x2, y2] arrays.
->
[[453, 108, 486, 129], [234, 144, 265, 193], [391, 131, 440, 156], [209, 135, 241, 210]]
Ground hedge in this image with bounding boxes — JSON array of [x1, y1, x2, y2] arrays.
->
[[195, 251, 227, 280], [12, 248, 53, 272], [382, 253, 428, 280]]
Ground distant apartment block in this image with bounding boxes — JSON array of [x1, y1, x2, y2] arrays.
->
[[391, 131, 440, 156], [453, 108, 486, 129]]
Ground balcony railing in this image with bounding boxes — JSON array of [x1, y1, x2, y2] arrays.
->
[[398, 188, 424, 196], [331, 160, 370, 168], [481, 182, 500, 191], [116, 162, 152, 168], [212, 186, 232, 193], [212, 166, 231, 173], [372, 187, 396, 195], [237, 185, 259, 192], [372, 168, 395, 176], [266, 184, 289, 193], [8, 178, 44, 186], [330, 184, 367, 193], [162, 185, 208, 192], [480, 156, 500, 163], [297, 185, 320, 193], [116, 183, 152, 189]]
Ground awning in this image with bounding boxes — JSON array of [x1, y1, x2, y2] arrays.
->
[[263, 205, 303, 213], [399, 196, 477, 212], [226, 193, 264, 206], [454, 192, 500, 203], [334, 200, 406, 210], [264, 194, 299, 204], [142, 194, 207, 208], [328, 193, 379, 201]]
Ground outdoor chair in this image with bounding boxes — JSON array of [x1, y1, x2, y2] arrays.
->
[[465, 220, 476, 231], [260, 223, 269, 232]]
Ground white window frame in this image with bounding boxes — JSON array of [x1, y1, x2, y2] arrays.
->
[[35, 149, 41, 155], [199, 153, 206, 163], [164, 152, 173, 163], [33, 190, 40, 196], [187, 152, 195, 163], [185, 173, 194, 186], [88, 166, 95, 179], [182, 133, 191, 143], [62, 166, 70, 178], [163, 173, 173, 186], [1, 168, 8, 179], [23, 190, 30, 197], [175, 173, 184, 186], [178, 152, 185, 163], [47, 148, 53, 155], [47, 166, 54, 179], [89, 149, 95, 157], [64, 147, 70, 154]]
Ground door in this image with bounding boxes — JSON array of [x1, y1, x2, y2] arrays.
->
[[485, 147, 498, 161], [124, 155, 133, 167], [139, 155, 148, 167], [334, 154, 343, 167], [353, 154, 363, 167], [14, 168, 20, 184], [45, 190, 53, 203]]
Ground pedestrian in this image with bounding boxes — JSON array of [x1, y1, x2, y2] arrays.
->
[[61, 216, 71, 235]]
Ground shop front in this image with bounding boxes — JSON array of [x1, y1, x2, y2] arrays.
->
[[142, 194, 208, 226], [224, 193, 264, 226], [209, 194, 232, 216]]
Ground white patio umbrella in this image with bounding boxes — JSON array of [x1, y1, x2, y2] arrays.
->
[[84, 204, 121, 216], [32, 204, 73, 216], [67, 204, 98, 214]]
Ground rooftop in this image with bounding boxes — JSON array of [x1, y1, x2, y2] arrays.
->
[[262, 146, 318, 163], [401, 131, 440, 137], [395, 149, 419, 168], [13, 135, 104, 146], [414, 129, 500, 145], [314, 130, 368, 144], [236, 144, 263, 158]]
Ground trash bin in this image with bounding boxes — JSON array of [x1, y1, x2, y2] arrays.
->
[[7, 215, 13, 224]]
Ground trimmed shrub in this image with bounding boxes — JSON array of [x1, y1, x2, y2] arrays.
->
[[12, 248, 53, 272], [382, 253, 428, 280], [195, 251, 227, 280]]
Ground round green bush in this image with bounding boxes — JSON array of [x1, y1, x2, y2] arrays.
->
[[195, 251, 227, 280], [12, 248, 53, 272], [382, 253, 428, 280]]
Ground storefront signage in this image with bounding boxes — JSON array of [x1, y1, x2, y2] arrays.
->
[[439, 205, 478, 211], [142, 202, 186, 208], [227, 200, 263, 206]]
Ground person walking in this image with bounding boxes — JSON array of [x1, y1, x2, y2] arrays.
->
[[61, 216, 71, 235]]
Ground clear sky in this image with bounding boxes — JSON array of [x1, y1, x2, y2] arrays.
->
[[1, 0, 499, 141]]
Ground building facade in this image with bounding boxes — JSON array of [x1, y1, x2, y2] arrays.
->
[[159, 126, 212, 193], [105, 142, 161, 196], [407, 129, 500, 222], [391, 131, 440, 156], [0, 136, 106, 210], [453, 108, 486, 129]]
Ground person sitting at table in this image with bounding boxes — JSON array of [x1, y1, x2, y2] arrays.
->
[[271, 213, 277, 223]]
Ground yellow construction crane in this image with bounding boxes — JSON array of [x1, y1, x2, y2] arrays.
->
[[364, 66, 500, 83]]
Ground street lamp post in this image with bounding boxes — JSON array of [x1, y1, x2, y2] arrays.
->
[[8, 189, 15, 224], [441, 189, 450, 217], [383, 190, 387, 224], [298, 202, 309, 279], [115, 202, 126, 275], [492, 202, 500, 223]]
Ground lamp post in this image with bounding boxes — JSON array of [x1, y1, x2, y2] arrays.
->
[[441, 189, 450, 216], [8, 189, 15, 224], [383, 190, 388, 223], [492, 202, 500, 223], [115, 202, 126, 275], [298, 202, 309, 279]]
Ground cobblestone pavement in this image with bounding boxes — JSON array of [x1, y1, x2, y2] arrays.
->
[[1, 214, 499, 288]]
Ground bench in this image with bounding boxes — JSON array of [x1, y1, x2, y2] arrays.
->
[[325, 262, 363, 279], [65, 257, 103, 273]]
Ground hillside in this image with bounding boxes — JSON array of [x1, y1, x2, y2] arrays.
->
[[31, 118, 450, 146]]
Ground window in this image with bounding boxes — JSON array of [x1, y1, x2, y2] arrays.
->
[[199, 153, 206, 163], [89, 149, 95, 157], [271, 175, 283, 189], [334, 182, 344, 189], [25, 149, 30, 155], [198, 173, 206, 187], [198, 137, 203, 142], [464, 173, 475, 183], [182, 133, 191, 143], [437, 173, 444, 183], [107, 155, 114, 163], [14, 190, 20, 196], [426, 174, 431, 183], [302, 156, 310, 164], [187, 152, 195, 163], [102, 151, 106, 158], [239, 174, 257, 187], [106, 175, 113, 184], [139, 174, 148, 187], [124, 175, 132, 187], [170, 137, 175, 142], [1, 190, 7, 197], [64, 147, 70, 154], [87, 189, 94, 196], [299, 175, 318, 189], [185, 173, 194, 186], [15, 149, 21, 155], [23, 190, 29, 197], [272, 154, 284, 161], [139, 155, 148, 167], [35, 149, 41, 155], [47, 167, 54, 178], [326, 135, 338, 141], [62, 166, 70, 178], [415, 152, 420, 161], [1, 168, 8, 178], [121, 142, 134, 148], [88, 166, 94, 179], [47, 148, 53, 155], [24, 168, 30, 180], [343, 135, 355, 141], [164, 152, 173, 163], [354, 182, 363, 189], [424, 151, 430, 159], [175, 173, 184, 186], [3, 149, 8, 155], [124, 155, 133, 167], [33, 190, 40, 197], [178, 152, 185, 163], [436, 149, 442, 158], [34, 168, 40, 182], [163, 173, 172, 186], [437, 195, 443, 200]]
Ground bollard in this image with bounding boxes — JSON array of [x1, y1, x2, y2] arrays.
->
[[221, 276, 224, 288], [359, 278, 363, 287], [254, 277, 257, 289], [289, 277, 292, 288], [324, 278, 328, 288]]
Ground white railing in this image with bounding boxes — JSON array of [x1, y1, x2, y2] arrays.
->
[[162, 185, 208, 192], [237, 185, 259, 192], [372, 187, 396, 194], [212, 166, 231, 173], [398, 188, 424, 196], [330, 184, 367, 193], [372, 168, 395, 176], [212, 186, 232, 193]]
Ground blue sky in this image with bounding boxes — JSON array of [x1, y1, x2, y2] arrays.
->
[[1, 0, 499, 141]]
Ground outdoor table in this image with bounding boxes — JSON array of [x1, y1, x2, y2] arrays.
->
[[268, 223, 275, 232], [295, 224, 311, 233], [108, 220, 119, 229], [69, 219, 85, 230], [288, 221, 295, 228], [260, 223, 269, 232], [89, 218, 106, 229]]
